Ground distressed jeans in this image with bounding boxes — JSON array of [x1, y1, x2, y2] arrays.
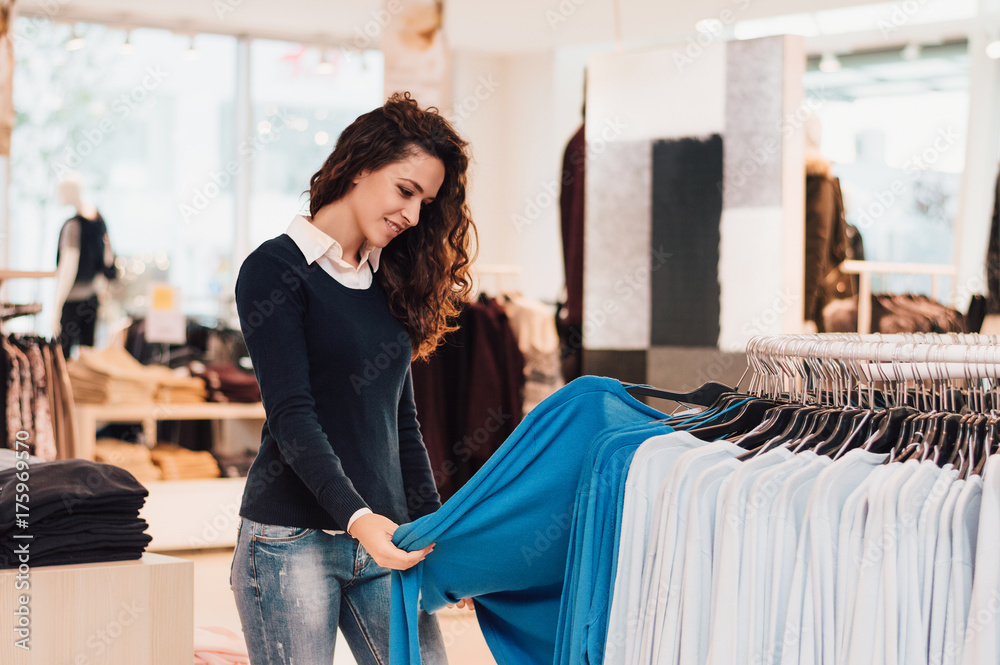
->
[[231, 518, 448, 665]]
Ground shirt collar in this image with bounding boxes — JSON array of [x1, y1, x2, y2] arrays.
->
[[285, 215, 381, 273]]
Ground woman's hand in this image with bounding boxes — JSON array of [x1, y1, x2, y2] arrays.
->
[[348, 513, 434, 570]]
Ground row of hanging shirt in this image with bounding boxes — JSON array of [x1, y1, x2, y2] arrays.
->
[[586, 333, 1000, 665]]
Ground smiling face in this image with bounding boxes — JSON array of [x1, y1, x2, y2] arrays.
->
[[349, 149, 446, 248]]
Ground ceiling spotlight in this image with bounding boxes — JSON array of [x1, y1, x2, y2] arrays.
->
[[120, 31, 134, 55], [819, 52, 841, 73], [66, 26, 86, 51], [987, 40, 1000, 59], [316, 50, 334, 75], [183, 35, 200, 61], [901, 42, 921, 61]]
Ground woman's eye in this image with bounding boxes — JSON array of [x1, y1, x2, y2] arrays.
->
[[398, 186, 413, 197]]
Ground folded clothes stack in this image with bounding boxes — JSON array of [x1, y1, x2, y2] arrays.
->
[[215, 452, 257, 478], [150, 443, 221, 480], [95, 438, 162, 483], [0, 459, 152, 568], [68, 346, 207, 404], [189, 362, 261, 403]]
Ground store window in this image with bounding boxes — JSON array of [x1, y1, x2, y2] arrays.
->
[[804, 41, 969, 297], [247, 41, 383, 248], [11, 20, 237, 326]]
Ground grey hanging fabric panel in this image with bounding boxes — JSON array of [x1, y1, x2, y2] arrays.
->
[[650, 135, 724, 346]]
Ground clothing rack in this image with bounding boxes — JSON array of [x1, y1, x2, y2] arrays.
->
[[746, 333, 1000, 388]]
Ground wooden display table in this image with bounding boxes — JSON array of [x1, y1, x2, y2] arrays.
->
[[74, 401, 265, 461], [0, 553, 193, 664]]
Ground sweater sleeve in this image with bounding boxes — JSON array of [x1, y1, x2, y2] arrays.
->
[[236, 250, 369, 527], [397, 365, 442, 520]]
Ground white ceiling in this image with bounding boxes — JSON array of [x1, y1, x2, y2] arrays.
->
[[19, 0, 981, 53]]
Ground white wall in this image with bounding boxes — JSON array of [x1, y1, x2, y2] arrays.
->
[[451, 47, 599, 304]]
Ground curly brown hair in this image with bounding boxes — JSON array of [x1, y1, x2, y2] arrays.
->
[[308, 92, 477, 360]]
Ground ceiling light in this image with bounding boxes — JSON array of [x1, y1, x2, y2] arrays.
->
[[66, 26, 86, 51], [901, 42, 921, 61], [120, 31, 134, 55], [987, 40, 1000, 59], [183, 36, 200, 61], [819, 52, 841, 73], [316, 50, 334, 75]]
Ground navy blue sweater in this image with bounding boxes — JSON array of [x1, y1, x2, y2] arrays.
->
[[235, 234, 441, 530]]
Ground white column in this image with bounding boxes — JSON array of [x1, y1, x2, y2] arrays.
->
[[952, 27, 1000, 310], [233, 37, 251, 271]]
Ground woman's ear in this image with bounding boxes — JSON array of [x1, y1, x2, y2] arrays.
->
[[352, 169, 371, 185]]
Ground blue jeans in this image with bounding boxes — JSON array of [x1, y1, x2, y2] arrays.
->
[[231, 518, 448, 665]]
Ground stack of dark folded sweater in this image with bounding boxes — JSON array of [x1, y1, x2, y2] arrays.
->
[[0, 460, 152, 567], [189, 362, 261, 403]]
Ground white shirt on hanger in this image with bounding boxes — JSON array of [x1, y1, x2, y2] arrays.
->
[[893, 459, 943, 665], [781, 448, 887, 665], [704, 448, 792, 665], [763, 452, 830, 665], [636, 440, 744, 665], [746, 453, 816, 665], [604, 431, 700, 664], [836, 462, 895, 665], [676, 456, 743, 665], [915, 464, 959, 662], [943, 474, 983, 664], [961, 454, 1000, 665], [847, 459, 920, 665], [928, 479, 965, 665]]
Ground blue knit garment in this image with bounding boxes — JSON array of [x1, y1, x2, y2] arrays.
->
[[390, 376, 670, 664], [554, 421, 674, 664]]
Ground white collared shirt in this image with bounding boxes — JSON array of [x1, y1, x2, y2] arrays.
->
[[285, 214, 382, 290], [283, 214, 377, 534]]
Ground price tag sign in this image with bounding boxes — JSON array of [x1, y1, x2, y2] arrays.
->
[[146, 283, 186, 344]]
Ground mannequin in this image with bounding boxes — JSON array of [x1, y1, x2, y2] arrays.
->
[[53, 172, 116, 357], [803, 116, 852, 331]]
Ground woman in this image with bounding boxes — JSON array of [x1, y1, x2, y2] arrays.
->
[[231, 92, 476, 664]]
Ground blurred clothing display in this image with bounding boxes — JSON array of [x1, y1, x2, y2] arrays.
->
[[0, 335, 74, 460], [95, 437, 162, 483], [559, 124, 586, 381], [68, 345, 207, 404], [502, 293, 563, 414], [805, 156, 853, 330], [150, 443, 221, 480], [823, 293, 967, 334], [987, 171, 1000, 314], [411, 294, 524, 500]]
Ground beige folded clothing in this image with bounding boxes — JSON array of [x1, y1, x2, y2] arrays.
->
[[150, 443, 220, 480], [68, 346, 206, 404], [95, 438, 163, 482]]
